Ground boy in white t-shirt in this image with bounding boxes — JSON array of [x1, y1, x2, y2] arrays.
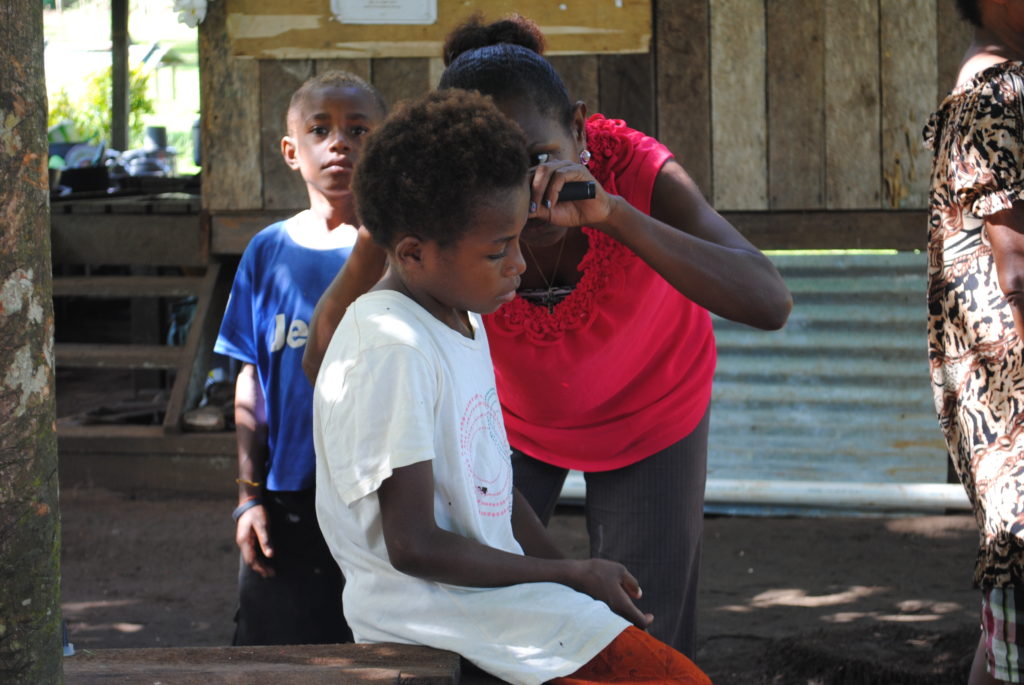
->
[[313, 90, 710, 685]]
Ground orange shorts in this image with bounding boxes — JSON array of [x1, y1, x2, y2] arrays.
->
[[550, 626, 712, 684]]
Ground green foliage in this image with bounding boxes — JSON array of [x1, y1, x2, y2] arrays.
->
[[47, 64, 155, 148]]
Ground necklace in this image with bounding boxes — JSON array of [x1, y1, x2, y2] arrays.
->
[[523, 235, 567, 314]]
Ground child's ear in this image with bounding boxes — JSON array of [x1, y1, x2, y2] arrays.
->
[[281, 136, 300, 170], [393, 235, 425, 269]]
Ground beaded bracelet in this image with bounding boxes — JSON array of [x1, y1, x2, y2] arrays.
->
[[232, 496, 262, 522]]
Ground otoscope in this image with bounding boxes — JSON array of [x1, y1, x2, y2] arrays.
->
[[556, 181, 596, 202]]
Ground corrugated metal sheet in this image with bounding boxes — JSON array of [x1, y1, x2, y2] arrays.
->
[[560, 251, 966, 515]]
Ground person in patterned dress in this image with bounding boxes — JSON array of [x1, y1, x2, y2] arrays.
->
[[925, 1, 1024, 682]]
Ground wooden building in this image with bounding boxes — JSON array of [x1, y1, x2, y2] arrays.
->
[[60, 0, 974, 508], [201, 0, 971, 253]]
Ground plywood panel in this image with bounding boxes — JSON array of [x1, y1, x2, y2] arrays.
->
[[225, 0, 652, 58], [549, 55, 600, 116], [824, 0, 881, 208], [199, 0, 261, 211], [428, 57, 445, 91], [314, 58, 371, 81], [767, 0, 824, 209], [710, 0, 767, 210], [598, 53, 655, 136], [260, 59, 313, 210], [371, 58, 431, 111], [654, 0, 712, 198], [937, 0, 973, 98], [880, 0, 936, 209]]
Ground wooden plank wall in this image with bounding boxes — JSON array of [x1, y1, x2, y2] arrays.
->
[[201, 0, 974, 245]]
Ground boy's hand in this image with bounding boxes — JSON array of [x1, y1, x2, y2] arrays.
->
[[566, 558, 653, 629], [236, 505, 275, 578]]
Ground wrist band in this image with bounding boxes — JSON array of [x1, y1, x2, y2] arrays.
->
[[235, 478, 261, 488], [232, 497, 262, 522]]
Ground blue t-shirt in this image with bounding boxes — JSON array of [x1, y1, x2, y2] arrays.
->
[[215, 211, 355, 491]]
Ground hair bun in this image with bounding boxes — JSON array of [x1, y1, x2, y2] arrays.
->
[[443, 14, 546, 66]]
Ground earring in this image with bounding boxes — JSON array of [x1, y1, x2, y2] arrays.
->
[[579, 149, 591, 166]]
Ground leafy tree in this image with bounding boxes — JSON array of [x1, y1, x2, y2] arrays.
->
[[48, 63, 154, 148]]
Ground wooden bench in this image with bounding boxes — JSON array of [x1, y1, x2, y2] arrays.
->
[[64, 643, 466, 684]]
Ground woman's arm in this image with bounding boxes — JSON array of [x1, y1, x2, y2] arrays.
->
[[530, 160, 793, 330], [986, 203, 1024, 342], [302, 227, 388, 383], [377, 460, 651, 627]]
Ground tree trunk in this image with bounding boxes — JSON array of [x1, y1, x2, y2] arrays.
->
[[0, 1, 63, 683]]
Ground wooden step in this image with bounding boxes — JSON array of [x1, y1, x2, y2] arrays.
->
[[57, 423, 237, 455], [53, 275, 203, 298], [55, 343, 182, 370]]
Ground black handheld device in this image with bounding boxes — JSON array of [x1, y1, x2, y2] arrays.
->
[[556, 181, 596, 202]]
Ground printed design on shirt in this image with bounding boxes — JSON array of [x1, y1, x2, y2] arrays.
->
[[459, 388, 513, 517], [269, 313, 310, 352]]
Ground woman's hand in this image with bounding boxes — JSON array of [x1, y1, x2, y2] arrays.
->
[[528, 160, 617, 230], [564, 558, 653, 629]]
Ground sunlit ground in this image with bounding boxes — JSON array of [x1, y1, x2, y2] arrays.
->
[[60, 487, 978, 681]]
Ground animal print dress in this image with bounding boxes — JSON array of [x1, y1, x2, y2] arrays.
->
[[925, 61, 1024, 588]]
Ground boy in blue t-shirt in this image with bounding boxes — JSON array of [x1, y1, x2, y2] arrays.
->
[[214, 71, 386, 645]]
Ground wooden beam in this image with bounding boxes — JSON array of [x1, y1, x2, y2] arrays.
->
[[52, 275, 204, 298], [654, 0, 712, 199], [110, 0, 129, 151], [210, 211, 294, 254], [723, 210, 927, 251], [224, 0, 651, 58], [259, 60, 313, 210], [54, 344, 182, 370], [767, 0, 824, 209], [710, 0, 767, 210], [162, 262, 229, 433], [51, 213, 208, 267], [210, 209, 929, 253], [58, 423, 236, 458], [599, 53, 656, 138], [824, 0, 881, 208], [549, 56, 600, 116], [371, 58, 431, 111], [937, 0, 973, 99], [880, 0, 936, 209], [199, 0, 262, 211]]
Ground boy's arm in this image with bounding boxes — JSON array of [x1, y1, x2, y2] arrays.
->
[[302, 227, 388, 383], [234, 363, 274, 578], [510, 488, 565, 560], [377, 460, 652, 628]]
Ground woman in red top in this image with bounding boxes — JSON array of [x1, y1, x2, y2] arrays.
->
[[305, 15, 791, 657]]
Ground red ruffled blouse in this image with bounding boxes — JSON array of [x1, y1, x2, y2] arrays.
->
[[483, 114, 716, 471]]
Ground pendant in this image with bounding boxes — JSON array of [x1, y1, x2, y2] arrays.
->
[[543, 287, 556, 314]]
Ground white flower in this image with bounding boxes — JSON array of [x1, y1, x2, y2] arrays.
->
[[173, 0, 208, 27]]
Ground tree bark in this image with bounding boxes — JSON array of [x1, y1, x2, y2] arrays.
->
[[0, 1, 63, 683]]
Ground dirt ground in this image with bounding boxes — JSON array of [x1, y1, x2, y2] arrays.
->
[[60, 484, 981, 684]]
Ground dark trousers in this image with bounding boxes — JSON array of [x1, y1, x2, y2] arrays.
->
[[233, 490, 352, 646], [512, 411, 709, 658]]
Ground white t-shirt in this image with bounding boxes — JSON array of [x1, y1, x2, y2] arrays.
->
[[314, 290, 628, 685]]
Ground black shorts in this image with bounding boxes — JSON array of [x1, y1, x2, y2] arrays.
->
[[233, 489, 352, 646]]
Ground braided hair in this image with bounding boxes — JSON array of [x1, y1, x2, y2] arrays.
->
[[439, 14, 576, 130]]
